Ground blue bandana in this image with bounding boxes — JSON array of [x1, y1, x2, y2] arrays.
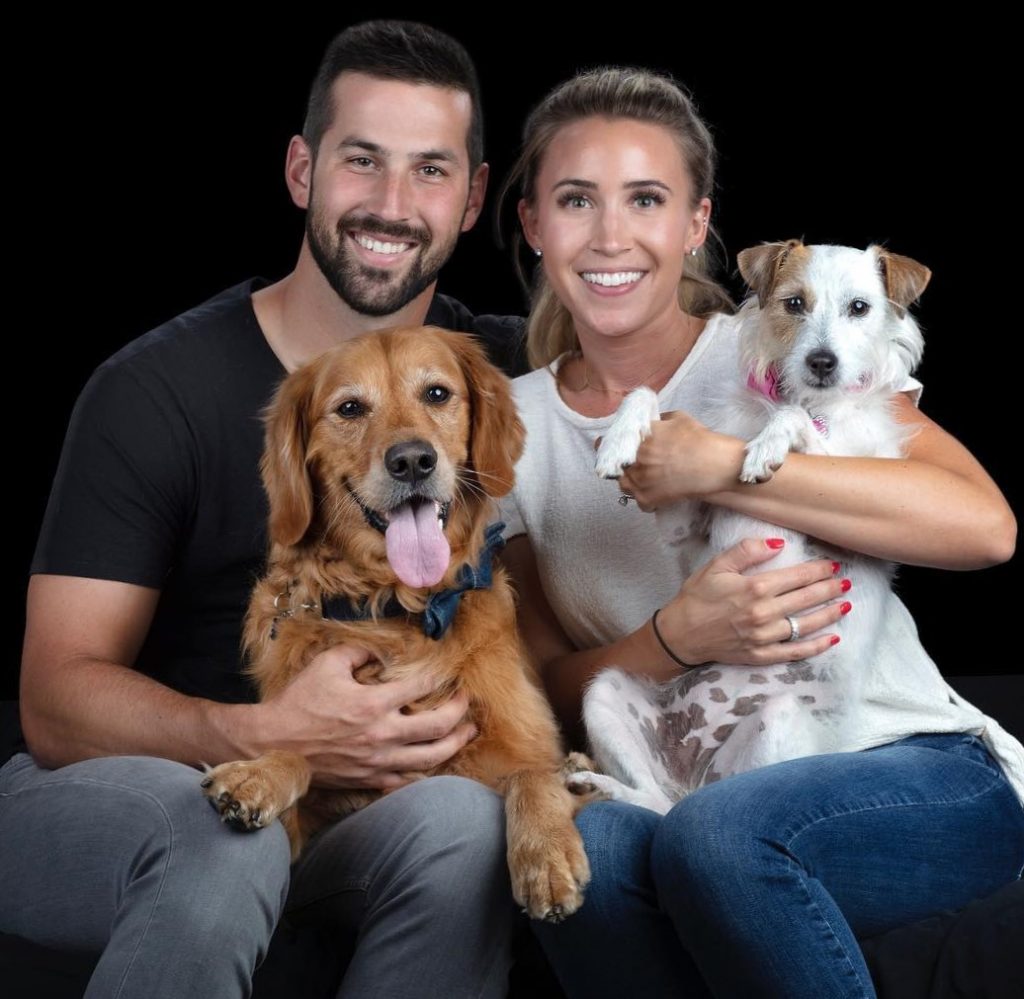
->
[[320, 522, 506, 641]]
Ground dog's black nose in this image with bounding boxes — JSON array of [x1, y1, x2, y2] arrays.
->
[[385, 440, 437, 483], [805, 350, 838, 379]]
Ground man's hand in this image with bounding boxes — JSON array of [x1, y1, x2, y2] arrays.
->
[[250, 645, 477, 790]]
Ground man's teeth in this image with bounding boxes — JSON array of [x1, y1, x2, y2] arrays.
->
[[355, 234, 411, 255], [581, 271, 644, 287]]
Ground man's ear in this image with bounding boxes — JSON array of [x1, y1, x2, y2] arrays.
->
[[285, 135, 314, 210], [461, 162, 489, 233]]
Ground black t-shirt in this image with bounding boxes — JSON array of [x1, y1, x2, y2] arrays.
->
[[29, 279, 526, 707]]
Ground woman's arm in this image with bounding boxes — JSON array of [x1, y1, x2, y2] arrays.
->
[[503, 535, 846, 740], [618, 393, 1016, 570]]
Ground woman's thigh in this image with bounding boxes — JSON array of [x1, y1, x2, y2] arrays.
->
[[658, 732, 1024, 938]]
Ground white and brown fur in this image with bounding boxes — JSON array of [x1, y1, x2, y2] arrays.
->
[[581, 241, 931, 812], [201, 326, 589, 920]]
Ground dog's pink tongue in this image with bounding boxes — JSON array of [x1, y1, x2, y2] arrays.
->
[[385, 501, 450, 588]]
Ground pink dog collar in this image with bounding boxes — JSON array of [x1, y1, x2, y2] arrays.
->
[[747, 365, 828, 436]]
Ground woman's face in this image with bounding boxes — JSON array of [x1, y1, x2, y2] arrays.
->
[[519, 116, 710, 344]]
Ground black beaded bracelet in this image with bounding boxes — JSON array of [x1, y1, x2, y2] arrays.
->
[[651, 608, 690, 669]]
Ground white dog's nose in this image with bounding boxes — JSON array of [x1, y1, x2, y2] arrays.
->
[[805, 349, 838, 380]]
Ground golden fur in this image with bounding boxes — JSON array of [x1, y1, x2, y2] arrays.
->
[[201, 326, 589, 921]]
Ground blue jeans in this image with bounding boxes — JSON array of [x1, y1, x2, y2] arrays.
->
[[534, 733, 1024, 999]]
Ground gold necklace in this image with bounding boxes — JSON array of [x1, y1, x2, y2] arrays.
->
[[571, 314, 698, 397]]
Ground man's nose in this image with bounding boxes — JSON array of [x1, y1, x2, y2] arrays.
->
[[364, 170, 413, 222]]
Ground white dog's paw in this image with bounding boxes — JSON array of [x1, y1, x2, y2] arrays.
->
[[595, 387, 660, 479], [740, 433, 788, 483]]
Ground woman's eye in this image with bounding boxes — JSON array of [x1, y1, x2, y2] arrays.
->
[[783, 296, 805, 315], [337, 400, 365, 418], [849, 299, 870, 317], [633, 192, 663, 208], [424, 385, 451, 405], [558, 193, 592, 209]]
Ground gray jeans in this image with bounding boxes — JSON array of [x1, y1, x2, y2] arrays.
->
[[0, 753, 516, 998]]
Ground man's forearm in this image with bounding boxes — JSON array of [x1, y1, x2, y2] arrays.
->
[[20, 657, 256, 770]]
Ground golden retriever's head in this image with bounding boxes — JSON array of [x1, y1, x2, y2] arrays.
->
[[261, 326, 524, 592]]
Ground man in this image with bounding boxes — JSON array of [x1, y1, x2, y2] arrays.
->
[[1, 21, 525, 999]]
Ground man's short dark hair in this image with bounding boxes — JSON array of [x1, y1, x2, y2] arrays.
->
[[303, 20, 484, 174]]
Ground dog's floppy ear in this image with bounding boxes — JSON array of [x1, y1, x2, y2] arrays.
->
[[874, 247, 931, 317], [450, 331, 525, 498], [737, 239, 804, 308], [260, 363, 319, 547]]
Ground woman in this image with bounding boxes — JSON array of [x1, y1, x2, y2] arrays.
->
[[497, 68, 1024, 998]]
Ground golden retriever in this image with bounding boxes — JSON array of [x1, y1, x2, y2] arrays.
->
[[201, 325, 589, 921]]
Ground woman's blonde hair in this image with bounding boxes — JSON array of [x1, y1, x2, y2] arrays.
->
[[501, 67, 734, 369]]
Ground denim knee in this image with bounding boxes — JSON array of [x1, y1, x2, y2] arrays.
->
[[109, 756, 291, 939], [385, 776, 508, 902]]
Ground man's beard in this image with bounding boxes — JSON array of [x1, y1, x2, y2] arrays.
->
[[306, 206, 460, 318]]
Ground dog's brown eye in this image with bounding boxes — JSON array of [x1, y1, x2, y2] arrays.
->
[[424, 385, 451, 405], [849, 299, 870, 317], [337, 400, 365, 419], [783, 296, 805, 315]]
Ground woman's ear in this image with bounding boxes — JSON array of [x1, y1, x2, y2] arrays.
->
[[518, 198, 540, 254]]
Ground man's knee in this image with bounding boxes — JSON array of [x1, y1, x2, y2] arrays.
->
[[372, 776, 509, 905]]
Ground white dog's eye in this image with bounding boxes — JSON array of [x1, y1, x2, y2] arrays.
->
[[849, 299, 871, 317], [424, 385, 452, 405], [783, 296, 805, 315], [337, 400, 365, 419]]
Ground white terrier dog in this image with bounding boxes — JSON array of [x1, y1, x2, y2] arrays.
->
[[578, 240, 932, 813]]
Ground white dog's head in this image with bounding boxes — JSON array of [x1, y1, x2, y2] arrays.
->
[[736, 240, 930, 408]]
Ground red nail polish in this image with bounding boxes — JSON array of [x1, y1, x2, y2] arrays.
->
[[841, 579, 852, 593], [840, 601, 852, 615], [830, 635, 841, 646], [831, 561, 841, 574], [766, 538, 785, 549]]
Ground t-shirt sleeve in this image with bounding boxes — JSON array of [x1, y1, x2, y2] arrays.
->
[[902, 375, 923, 406], [426, 294, 528, 377], [31, 359, 196, 588], [497, 489, 526, 542]]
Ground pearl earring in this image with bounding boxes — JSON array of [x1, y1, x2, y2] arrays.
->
[[534, 247, 543, 258]]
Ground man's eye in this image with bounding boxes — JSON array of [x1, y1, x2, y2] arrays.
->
[[424, 385, 451, 405], [419, 165, 445, 178], [337, 400, 365, 418]]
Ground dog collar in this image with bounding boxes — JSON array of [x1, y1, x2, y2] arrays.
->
[[320, 522, 506, 641], [747, 365, 828, 436]]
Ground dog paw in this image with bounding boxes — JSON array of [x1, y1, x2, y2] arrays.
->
[[595, 388, 660, 479], [201, 760, 289, 831], [510, 823, 591, 923], [740, 439, 786, 483]]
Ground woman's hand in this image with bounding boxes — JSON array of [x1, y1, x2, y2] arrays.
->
[[617, 410, 744, 511], [652, 538, 849, 668]]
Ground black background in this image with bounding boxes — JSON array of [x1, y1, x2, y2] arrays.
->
[[9, 17, 1015, 698]]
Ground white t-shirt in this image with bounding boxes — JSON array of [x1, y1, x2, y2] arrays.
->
[[499, 312, 1024, 804]]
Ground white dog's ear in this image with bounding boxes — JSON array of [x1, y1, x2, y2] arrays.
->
[[873, 247, 932, 317], [737, 239, 805, 307]]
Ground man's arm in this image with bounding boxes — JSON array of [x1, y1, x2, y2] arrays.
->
[[21, 575, 477, 787]]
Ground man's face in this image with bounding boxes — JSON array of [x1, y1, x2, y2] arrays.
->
[[300, 72, 486, 316]]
